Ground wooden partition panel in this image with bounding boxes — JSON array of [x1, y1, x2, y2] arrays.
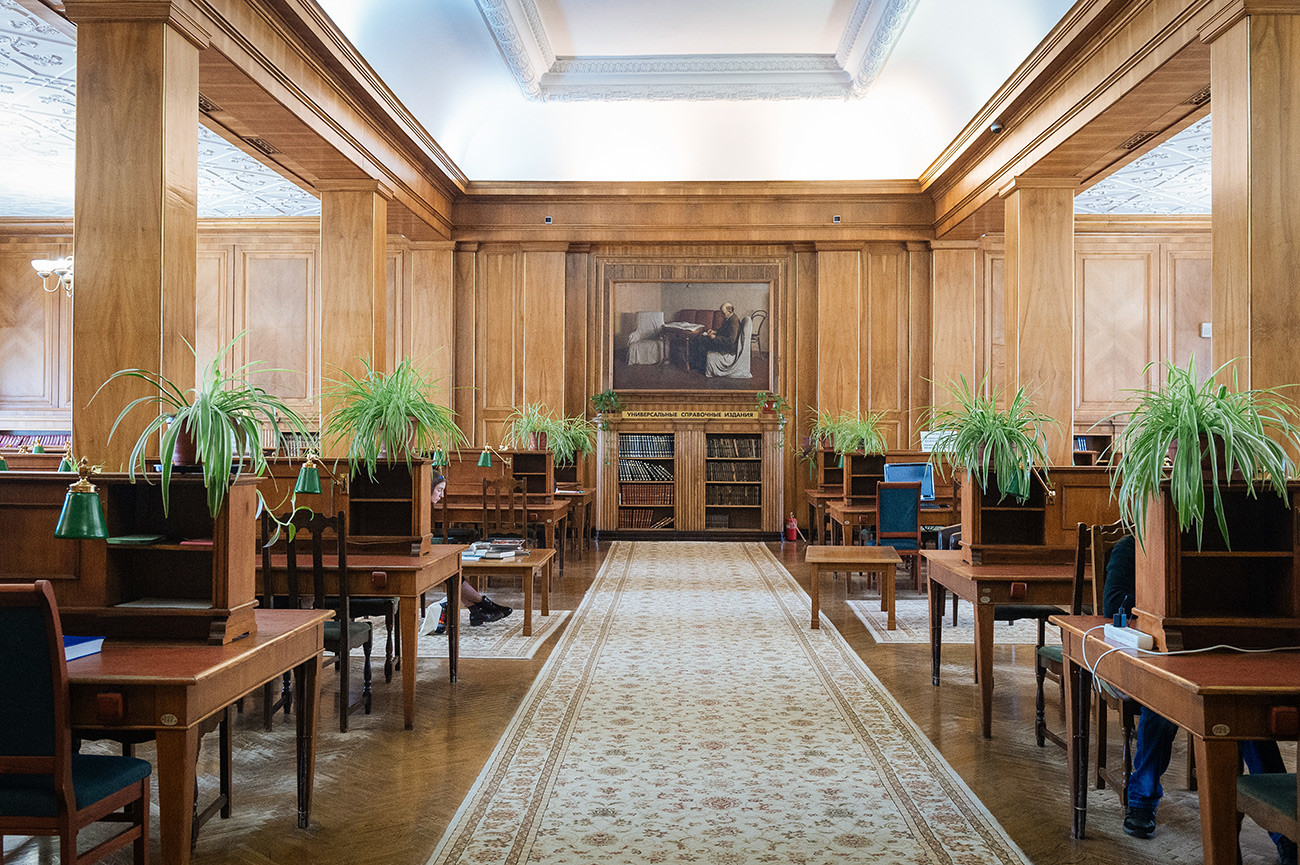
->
[[0, 242, 70, 426]]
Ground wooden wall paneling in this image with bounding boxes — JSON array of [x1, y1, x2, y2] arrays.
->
[[235, 245, 318, 415], [0, 244, 67, 426], [862, 246, 905, 448], [564, 248, 592, 485], [816, 247, 862, 414], [406, 242, 456, 417], [906, 242, 932, 447], [68, 12, 202, 467], [1205, 9, 1300, 397], [1073, 247, 1155, 426], [929, 243, 981, 410], [385, 247, 404, 373], [195, 246, 234, 379], [1001, 180, 1074, 463], [790, 247, 818, 526], [453, 244, 478, 443], [676, 425, 705, 531], [478, 246, 520, 447], [1164, 246, 1212, 373], [984, 248, 1005, 401], [521, 247, 567, 412]]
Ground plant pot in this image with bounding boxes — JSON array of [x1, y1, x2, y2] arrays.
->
[[166, 418, 198, 466], [1168, 434, 1233, 476], [527, 431, 547, 451]]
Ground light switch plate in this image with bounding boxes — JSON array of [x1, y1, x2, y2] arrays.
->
[[1201, 322, 1212, 338]]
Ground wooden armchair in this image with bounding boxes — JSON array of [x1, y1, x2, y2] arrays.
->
[[872, 481, 922, 589], [1034, 522, 1092, 749], [1237, 743, 1298, 860], [0, 581, 151, 865], [482, 477, 529, 541]]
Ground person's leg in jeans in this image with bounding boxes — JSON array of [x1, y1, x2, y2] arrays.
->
[[1240, 741, 1298, 864], [1125, 707, 1179, 837]]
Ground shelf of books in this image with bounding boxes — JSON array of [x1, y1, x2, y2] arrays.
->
[[618, 433, 675, 530], [704, 433, 763, 531]]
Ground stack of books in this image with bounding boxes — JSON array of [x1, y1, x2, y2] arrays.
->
[[462, 540, 530, 561]]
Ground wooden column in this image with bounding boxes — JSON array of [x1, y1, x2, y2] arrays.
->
[[1000, 178, 1076, 465], [406, 241, 456, 406], [319, 181, 391, 453], [65, 1, 208, 468], [1202, 5, 1300, 395]]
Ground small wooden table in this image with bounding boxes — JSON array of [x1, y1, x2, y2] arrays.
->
[[1055, 615, 1300, 863], [461, 548, 557, 636], [806, 490, 842, 545], [555, 488, 593, 559], [923, 549, 1081, 738], [259, 545, 463, 730], [806, 545, 903, 630], [440, 497, 571, 572], [67, 609, 329, 865]]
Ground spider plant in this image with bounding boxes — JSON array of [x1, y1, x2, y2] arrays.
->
[[95, 332, 312, 518], [925, 374, 1056, 502], [322, 356, 466, 481], [832, 410, 889, 457], [502, 403, 558, 452], [1109, 356, 1300, 549], [807, 408, 842, 450], [552, 415, 599, 466]]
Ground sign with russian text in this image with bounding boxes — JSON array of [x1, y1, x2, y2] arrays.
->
[[621, 410, 761, 420]]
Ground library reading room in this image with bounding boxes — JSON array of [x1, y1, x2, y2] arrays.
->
[[2, 1, 1299, 864]]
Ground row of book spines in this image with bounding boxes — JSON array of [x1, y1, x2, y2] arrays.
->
[[618, 509, 673, 529], [706, 463, 761, 481], [0, 433, 69, 449], [618, 434, 674, 457], [618, 460, 674, 481], [706, 486, 761, 506], [619, 484, 674, 506], [705, 437, 760, 458]]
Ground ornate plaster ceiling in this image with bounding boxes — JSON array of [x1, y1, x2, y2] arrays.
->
[[0, 0, 320, 218], [474, 0, 920, 101], [1074, 116, 1211, 215]]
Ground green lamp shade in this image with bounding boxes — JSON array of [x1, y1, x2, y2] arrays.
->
[[837, 453, 845, 468], [294, 464, 322, 495], [0, 456, 8, 471], [54, 490, 108, 539], [32, 443, 45, 454], [477, 449, 492, 468], [58, 457, 75, 472], [431, 449, 446, 467]]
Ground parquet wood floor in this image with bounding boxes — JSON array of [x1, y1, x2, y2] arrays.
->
[[2, 541, 1286, 864]]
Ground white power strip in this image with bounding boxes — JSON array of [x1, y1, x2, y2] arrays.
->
[[1104, 624, 1154, 650]]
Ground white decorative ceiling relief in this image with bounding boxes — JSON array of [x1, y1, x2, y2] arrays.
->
[[1075, 117, 1211, 215], [0, 0, 319, 219], [475, 0, 920, 101]]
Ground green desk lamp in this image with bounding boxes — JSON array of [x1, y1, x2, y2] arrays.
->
[[54, 457, 108, 539]]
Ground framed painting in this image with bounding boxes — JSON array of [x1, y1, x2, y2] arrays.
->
[[610, 281, 772, 392]]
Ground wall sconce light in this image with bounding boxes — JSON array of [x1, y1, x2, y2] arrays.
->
[[294, 452, 323, 495], [32, 256, 74, 297], [54, 457, 108, 539], [476, 445, 512, 468]]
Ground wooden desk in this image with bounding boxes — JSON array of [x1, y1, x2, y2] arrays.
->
[[259, 545, 463, 730], [661, 324, 704, 369], [827, 499, 956, 545], [1055, 615, 1300, 863], [555, 488, 593, 559], [461, 548, 557, 636], [68, 609, 328, 865], [806, 545, 902, 630], [805, 490, 842, 545], [440, 497, 571, 571], [922, 550, 1079, 738]]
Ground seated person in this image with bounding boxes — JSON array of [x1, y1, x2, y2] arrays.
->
[[428, 475, 512, 633], [1105, 536, 1297, 865], [687, 302, 740, 372]]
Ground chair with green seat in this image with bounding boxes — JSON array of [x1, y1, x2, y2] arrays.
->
[[261, 510, 374, 733], [1033, 522, 1093, 749], [1237, 752, 1297, 861], [0, 580, 151, 865]]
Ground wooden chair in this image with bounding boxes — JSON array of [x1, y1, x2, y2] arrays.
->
[[0, 581, 151, 865], [482, 476, 529, 541], [1237, 744, 1298, 860], [260, 510, 374, 733], [1034, 522, 1092, 749], [872, 481, 922, 589]]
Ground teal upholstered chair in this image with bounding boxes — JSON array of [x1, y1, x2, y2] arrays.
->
[[0, 581, 151, 865], [1237, 764, 1298, 858], [871, 481, 922, 589]]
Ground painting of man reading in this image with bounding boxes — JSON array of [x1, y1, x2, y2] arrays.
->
[[611, 281, 771, 392]]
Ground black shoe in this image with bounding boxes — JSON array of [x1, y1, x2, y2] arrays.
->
[[1278, 841, 1298, 865], [1123, 805, 1156, 839], [469, 599, 506, 626], [484, 596, 513, 619]]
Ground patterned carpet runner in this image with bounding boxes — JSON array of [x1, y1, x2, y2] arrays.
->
[[426, 541, 1031, 865], [848, 597, 1063, 646]]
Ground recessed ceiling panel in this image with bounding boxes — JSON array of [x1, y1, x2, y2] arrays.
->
[[1075, 117, 1211, 215]]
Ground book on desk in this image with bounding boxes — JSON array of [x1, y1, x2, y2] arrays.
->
[[64, 635, 104, 661]]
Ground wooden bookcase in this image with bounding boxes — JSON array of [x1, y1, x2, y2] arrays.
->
[[616, 432, 676, 530], [842, 453, 885, 506], [506, 449, 555, 504], [347, 460, 433, 556], [816, 449, 843, 492], [704, 433, 763, 531], [960, 466, 1117, 564], [1135, 481, 1300, 650]]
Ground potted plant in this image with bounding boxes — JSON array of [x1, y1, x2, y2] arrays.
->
[[807, 408, 841, 451], [1109, 356, 1300, 549], [322, 356, 466, 481], [590, 389, 626, 431], [925, 374, 1056, 502], [96, 332, 312, 518], [552, 415, 599, 466], [831, 409, 888, 458], [503, 403, 558, 452]]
